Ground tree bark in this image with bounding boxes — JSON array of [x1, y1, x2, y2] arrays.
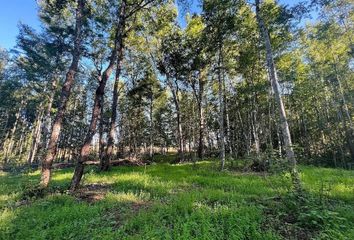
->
[[27, 108, 44, 164], [3, 100, 25, 163], [70, 1, 127, 190], [40, 0, 85, 187], [333, 63, 354, 160], [98, 96, 105, 165], [169, 78, 184, 162], [41, 77, 58, 150], [218, 48, 225, 170], [255, 0, 300, 190], [149, 96, 154, 159], [197, 70, 205, 159], [103, 27, 126, 170]]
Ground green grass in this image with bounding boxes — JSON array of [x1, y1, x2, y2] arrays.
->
[[0, 161, 353, 239]]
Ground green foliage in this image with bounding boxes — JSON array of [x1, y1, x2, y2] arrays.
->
[[263, 191, 349, 239]]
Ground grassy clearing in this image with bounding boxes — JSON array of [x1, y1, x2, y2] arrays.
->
[[0, 161, 353, 239]]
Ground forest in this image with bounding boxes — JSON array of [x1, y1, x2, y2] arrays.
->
[[0, 0, 353, 239]]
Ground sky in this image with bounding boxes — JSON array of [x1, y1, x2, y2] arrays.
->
[[0, 0, 41, 50], [0, 0, 307, 51]]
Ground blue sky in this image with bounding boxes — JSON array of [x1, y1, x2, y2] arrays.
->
[[0, 0, 41, 49], [0, 0, 306, 50]]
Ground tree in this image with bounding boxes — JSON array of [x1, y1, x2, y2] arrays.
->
[[255, 0, 301, 189], [41, 0, 88, 187], [70, 0, 168, 190]]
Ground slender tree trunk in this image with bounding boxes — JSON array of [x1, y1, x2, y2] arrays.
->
[[70, 1, 127, 190], [41, 77, 58, 150], [149, 97, 154, 159], [103, 28, 125, 170], [249, 74, 260, 156], [251, 112, 260, 155], [197, 71, 205, 159], [169, 77, 184, 162], [70, 75, 107, 190], [176, 103, 184, 161], [333, 63, 354, 160], [267, 91, 274, 154], [255, 0, 300, 190], [98, 96, 105, 165], [0, 111, 10, 146], [218, 48, 225, 170], [40, 0, 85, 187], [225, 91, 233, 157], [197, 100, 204, 159], [17, 126, 25, 156], [3, 100, 24, 163], [28, 109, 44, 164]]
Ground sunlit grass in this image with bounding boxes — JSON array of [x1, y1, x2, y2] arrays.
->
[[300, 166, 354, 202], [0, 161, 353, 239]]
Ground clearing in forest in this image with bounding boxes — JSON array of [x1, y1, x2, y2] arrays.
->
[[0, 161, 353, 239]]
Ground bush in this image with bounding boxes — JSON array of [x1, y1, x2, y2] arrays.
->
[[263, 191, 346, 239]]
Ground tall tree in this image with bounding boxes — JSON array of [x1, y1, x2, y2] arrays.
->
[[255, 0, 301, 189], [41, 0, 87, 187]]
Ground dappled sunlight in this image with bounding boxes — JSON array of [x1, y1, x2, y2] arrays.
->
[[27, 170, 40, 177], [0, 209, 15, 229], [0, 193, 19, 208], [300, 166, 354, 202], [104, 192, 150, 204], [0, 0, 353, 238], [329, 183, 354, 201], [51, 171, 73, 182], [86, 172, 149, 185]]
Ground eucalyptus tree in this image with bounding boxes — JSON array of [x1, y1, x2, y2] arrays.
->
[[203, 0, 242, 169], [183, 15, 208, 160], [158, 27, 189, 161], [71, 0, 169, 191], [317, 0, 354, 161], [293, 0, 354, 163], [70, 0, 127, 190], [138, 67, 163, 158], [254, 0, 301, 189]]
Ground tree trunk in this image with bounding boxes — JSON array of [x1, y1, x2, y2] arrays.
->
[[40, 0, 85, 187], [98, 96, 105, 165], [70, 75, 107, 191], [218, 48, 225, 170], [3, 100, 25, 163], [27, 109, 44, 165], [149, 97, 154, 159], [70, 1, 127, 191], [169, 77, 184, 162], [197, 70, 205, 159], [255, 0, 300, 190], [103, 30, 125, 170], [176, 102, 184, 161], [41, 77, 58, 151], [333, 63, 354, 160], [225, 88, 233, 157]]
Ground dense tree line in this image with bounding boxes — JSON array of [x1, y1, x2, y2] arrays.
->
[[0, 0, 353, 190]]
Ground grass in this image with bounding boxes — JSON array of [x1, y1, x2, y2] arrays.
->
[[0, 160, 353, 239]]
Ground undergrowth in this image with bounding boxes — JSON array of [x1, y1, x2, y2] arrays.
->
[[0, 160, 353, 239]]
